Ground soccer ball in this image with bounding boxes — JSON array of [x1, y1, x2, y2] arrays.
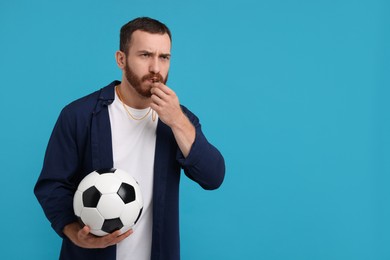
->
[[73, 168, 143, 236]]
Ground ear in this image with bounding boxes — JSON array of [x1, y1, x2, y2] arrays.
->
[[115, 51, 126, 69]]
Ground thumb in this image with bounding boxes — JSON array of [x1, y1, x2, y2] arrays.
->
[[80, 225, 91, 237]]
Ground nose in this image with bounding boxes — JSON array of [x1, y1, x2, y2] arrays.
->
[[149, 57, 160, 74]]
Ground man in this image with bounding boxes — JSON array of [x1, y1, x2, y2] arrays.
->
[[34, 17, 225, 260]]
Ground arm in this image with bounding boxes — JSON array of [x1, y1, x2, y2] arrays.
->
[[177, 109, 225, 190], [166, 112, 195, 158], [34, 105, 131, 247], [150, 83, 225, 189], [150, 83, 195, 157], [34, 106, 82, 237]]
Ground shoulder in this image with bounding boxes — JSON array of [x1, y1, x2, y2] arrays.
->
[[60, 81, 117, 119], [63, 89, 100, 114]]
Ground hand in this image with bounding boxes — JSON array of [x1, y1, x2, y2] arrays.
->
[[63, 222, 133, 249], [150, 83, 195, 157], [150, 83, 184, 128]]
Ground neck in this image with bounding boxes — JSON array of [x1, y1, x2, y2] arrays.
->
[[117, 80, 151, 109]]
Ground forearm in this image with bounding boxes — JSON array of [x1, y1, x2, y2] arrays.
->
[[170, 112, 195, 158], [177, 126, 225, 190], [34, 179, 79, 237]]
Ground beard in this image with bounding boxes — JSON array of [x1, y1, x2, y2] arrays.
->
[[124, 62, 168, 98]]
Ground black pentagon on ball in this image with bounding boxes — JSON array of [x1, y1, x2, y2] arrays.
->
[[117, 183, 136, 204], [102, 218, 124, 233], [96, 168, 117, 174], [83, 186, 101, 207]]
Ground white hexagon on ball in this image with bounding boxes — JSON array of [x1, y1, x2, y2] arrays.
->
[[77, 171, 99, 192], [97, 194, 125, 219], [94, 173, 122, 194], [120, 201, 142, 226], [80, 207, 104, 230]]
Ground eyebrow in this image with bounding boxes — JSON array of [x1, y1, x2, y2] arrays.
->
[[137, 50, 171, 57], [160, 53, 171, 58]]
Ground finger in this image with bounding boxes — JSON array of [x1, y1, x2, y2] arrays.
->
[[150, 102, 160, 114], [103, 230, 121, 243], [78, 226, 102, 248], [114, 229, 133, 242], [79, 225, 91, 239], [152, 83, 174, 95], [151, 93, 165, 107], [151, 86, 167, 100], [105, 229, 133, 247], [122, 229, 133, 237]]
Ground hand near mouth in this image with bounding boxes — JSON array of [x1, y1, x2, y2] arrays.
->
[[150, 82, 181, 126], [150, 83, 195, 157]]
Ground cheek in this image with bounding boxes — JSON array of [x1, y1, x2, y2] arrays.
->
[[133, 68, 143, 77], [162, 63, 170, 75], [129, 62, 146, 75]]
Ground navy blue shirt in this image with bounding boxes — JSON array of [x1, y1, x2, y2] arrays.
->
[[34, 81, 225, 260]]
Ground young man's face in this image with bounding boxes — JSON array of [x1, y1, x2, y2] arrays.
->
[[124, 30, 171, 98]]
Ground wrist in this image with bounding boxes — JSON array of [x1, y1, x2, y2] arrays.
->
[[170, 112, 189, 130], [63, 222, 80, 241]]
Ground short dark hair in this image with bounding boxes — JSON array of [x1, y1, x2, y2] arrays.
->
[[120, 17, 172, 54]]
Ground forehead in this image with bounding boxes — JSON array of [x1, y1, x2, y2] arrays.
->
[[128, 30, 171, 54]]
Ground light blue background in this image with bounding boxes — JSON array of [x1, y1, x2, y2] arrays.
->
[[0, 0, 389, 259]]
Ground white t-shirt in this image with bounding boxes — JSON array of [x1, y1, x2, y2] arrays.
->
[[108, 88, 158, 260]]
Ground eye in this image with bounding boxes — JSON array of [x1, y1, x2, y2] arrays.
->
[[160, 55, 170, 61]]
